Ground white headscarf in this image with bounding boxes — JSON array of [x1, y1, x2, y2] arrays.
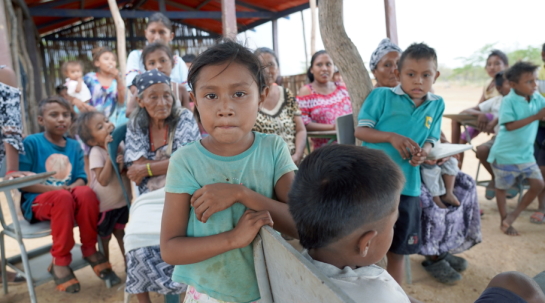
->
[[369, 38, 402, 71]]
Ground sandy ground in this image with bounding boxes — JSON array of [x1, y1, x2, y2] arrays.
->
[[1, 82, 545, 303]]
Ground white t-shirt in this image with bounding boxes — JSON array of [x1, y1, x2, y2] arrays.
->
[[302, 250, 411, 303], [66, 79, 92, 102], [125, 49, 189, 90], [478, 95, 503, 133]]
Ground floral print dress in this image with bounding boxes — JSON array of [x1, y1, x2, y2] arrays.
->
[[0, 65, 24, 166]]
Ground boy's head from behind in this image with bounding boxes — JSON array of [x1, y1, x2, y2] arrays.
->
[[505, 61, 538, 99], [76, 111, 114, 147], [62, 61, 83, 81], [494, 71, 511, 96], [289, 145, 404, 268], [38, 96, 74, 136], [396, 43, 440, 102]]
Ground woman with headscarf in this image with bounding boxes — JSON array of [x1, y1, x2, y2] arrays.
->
[[368, 39, 481, 285]]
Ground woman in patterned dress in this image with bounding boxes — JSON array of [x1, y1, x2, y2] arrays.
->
[[253, 48, 307, 165], [296, 50, 352, 150]]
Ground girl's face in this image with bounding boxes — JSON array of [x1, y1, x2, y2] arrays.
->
[[88, 114, 114, 146], [310, 53, 334, 84], [145, 50, 174, 76], [145, 22, 174, 44], [191, 61, 267, 146], [372, 51, 400, 88], [485, 55, 506, 78], [94, 52, 117, 74], [137, 83, 174, 121], [259, 53, 279, 86]]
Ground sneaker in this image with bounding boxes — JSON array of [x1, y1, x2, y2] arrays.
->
[[422, 259, 462, 285], [444, 253, 468, 272]]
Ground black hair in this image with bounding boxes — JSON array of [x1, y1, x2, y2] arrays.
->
[[76, 111, 104, 145], [38, 96, 73, 117], [254, 47, 279, 66], [148, 12, 172, 31], [398, 43, 438, 71], [494, 71, 506, 87], [91, 46, 114, 64], [505, 61, 538, 83], [141, 42, 174, 69], [55, 84, 67, 94], [182, 54, 197, 63], [288, 145, 404, 250], [307, 50, 328, 82], [487, 50, 509, 67]]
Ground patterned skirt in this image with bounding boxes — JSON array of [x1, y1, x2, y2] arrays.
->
[[419, 171, 482, 256], [125, 245, 187, 294]]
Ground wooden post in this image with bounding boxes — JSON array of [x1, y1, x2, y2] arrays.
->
[[383, 0, 398, 45], [309, 0, 317, 55], [221, 0, 237, 40], [158, 0, 166, 13], [300, 11, 308, 68], [272, 19, 279, 57], [0, 1, 12, 68], [107, 0, 126, 89]]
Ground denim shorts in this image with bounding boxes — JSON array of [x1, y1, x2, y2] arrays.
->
[[491, 162, 542, 190]]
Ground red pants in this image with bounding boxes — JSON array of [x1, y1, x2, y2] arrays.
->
[[32, 186, 99, 266]]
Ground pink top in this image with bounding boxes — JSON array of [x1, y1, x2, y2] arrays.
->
[[296, 83, 352, 149]]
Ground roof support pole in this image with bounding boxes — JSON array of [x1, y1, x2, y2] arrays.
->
[[309, 0, 317, 55], [383, 0, 398, 44], [107, 0, 126, 99], [221, 0, 237, 39], [0, 1, 13, 68], [272, 19, 279, 56]]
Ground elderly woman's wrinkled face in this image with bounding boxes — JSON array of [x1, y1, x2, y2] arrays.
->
[[259, 53, 279, 86], [372, 51, 400, 88], [137, 83, 174, 121]]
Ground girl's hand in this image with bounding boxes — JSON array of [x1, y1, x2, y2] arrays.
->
[[127, 163, 147, 185], [191, 183, 244, 223], [389, 134, 420, 160], [103, 134, 113, 150], [228, 210, 273, 249], [409, 149, 428, 167]]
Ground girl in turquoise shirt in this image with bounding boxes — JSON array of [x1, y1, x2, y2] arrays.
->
[[161, 41, 298, 303]]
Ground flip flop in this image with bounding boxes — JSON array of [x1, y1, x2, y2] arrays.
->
[[530, 212, 545, 224], [506, 187, 519, 199], [47, 264, 80, 293], [84, 253, 121, 286], [485, 188, 495, 200], [444, 253, 468, 272], [422, 259, 462, 285]]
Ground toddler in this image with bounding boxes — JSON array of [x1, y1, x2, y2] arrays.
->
[[62, 60, 92, 113], [421, 157, 460, 208]]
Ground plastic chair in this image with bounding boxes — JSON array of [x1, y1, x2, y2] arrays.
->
[[335, 113, 355, 145]]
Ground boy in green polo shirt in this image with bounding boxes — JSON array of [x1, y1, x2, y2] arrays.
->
[[488, 61, 545, 236], [355, 43, 444, 284]]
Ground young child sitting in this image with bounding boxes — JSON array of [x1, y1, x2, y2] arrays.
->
[[62, 60, 92, 113], [76, 111, 130, 277], [421, 156, 460, 208], [19, 96, 118, 293], [289, 144, 411, 303], [488, 61, 545, 236], [355, 43, 444, 284]]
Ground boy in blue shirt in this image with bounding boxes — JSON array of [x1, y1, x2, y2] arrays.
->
[[488, 62, 545, 236], [355, 43, 444, 284], [19, 97, 115, 293]]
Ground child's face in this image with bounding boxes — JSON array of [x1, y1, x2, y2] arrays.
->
[[38, 102, 71, 137], [137, 83, 174, 121], [66, 64, 82, 80], [145, 22, 174, 44], [94, 52, 117, 74], [510, 71, 538, 99], [145, 50, 173, 76], [88, 114, 114, 146], [310, 54, 334, 84], [258, 53, 279, 87], [395, 57, 440, 101], [485, 55, 506, 78], [191, 61, 266, 146], [496, 80, 511, 96]]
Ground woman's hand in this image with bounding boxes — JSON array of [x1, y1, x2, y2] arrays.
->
[[291, 154, 303, 166], [127, 163, 147, 185], [477, 113, 489, 131], [191, 183, 245, 223], [5, 171, 34, 180], [227, 210, 273, 249], [389, 133, 420, 160], [116, 154, 124, 171]]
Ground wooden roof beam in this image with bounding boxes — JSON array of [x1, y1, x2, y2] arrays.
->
[[196, 0, 215, 10]]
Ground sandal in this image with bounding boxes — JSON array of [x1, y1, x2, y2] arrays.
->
[[530, 212, 545, 224], [422, 259, 462, 285], [485, 188, 495, 200], [506, 187, 519, 199], [84, 253, 121, 286], [443, 253, 468, 272], [47, 264, 80, 293]]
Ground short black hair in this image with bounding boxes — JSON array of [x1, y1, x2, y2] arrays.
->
[[38, 96, 73, 117], [494, 71, 506, 87], [288, 145, 404, 250], [398, 43, 438, 71], [55, 84, 67, 95], [488, 49, 509, 66], [254, 47, 279, 66], [307, 50, 328, 82], [182, 54, 196, 63], [76, 111, 104, 145], [148, 12, 172, 31], [505, 61, 538, 83], [141, 42, 174, 69]]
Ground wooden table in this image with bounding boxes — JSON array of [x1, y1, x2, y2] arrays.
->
[[306, 130, 337, 153]]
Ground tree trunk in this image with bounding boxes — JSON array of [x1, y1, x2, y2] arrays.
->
[[318, 0, 374, 130]]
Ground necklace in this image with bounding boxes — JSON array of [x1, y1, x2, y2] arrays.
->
[[149, 124, 169, 151]]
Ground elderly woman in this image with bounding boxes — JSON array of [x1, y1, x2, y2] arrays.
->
[[369, 39, 481, 285], [123, 70, 200, 303], [253, 47, 307, 165]]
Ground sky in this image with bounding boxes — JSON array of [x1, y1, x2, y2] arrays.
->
[[236, 0, 545, 76]]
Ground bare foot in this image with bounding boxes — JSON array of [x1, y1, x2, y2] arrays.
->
[[442, 193, 461, 207], [501, 215, 520, 236], [432, 196, 447, 209]]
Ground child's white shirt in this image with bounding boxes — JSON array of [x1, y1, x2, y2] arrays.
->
[[477, 95, 503, 134], [302, 250, 411, 303], [66, 78, 91, 102]]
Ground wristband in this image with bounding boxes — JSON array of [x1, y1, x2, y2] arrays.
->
[[146, 163, 153, 177]]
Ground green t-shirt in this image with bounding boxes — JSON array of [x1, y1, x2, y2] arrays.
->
[[488, 90, 545, 164], [164, 132, 297, 303]]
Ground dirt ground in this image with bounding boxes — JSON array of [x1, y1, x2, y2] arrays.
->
[[1, 82, 545, 303]]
